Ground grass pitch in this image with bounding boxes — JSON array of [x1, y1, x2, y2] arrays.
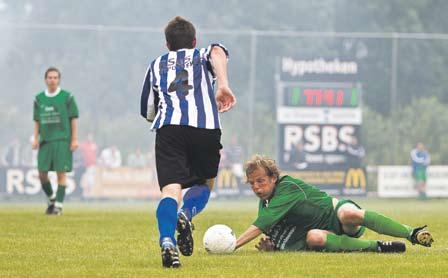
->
[[1, 199, 447, 277]]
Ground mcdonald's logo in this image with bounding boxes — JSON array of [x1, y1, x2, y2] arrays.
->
[[345, 168, 366, 189], [217, 169, 238, 189]]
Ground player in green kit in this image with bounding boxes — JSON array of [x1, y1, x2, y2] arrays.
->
[[32, 67, 79, 215], [235, 155, 434, 253]]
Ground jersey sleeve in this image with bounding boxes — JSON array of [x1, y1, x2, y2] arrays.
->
[[203, 43, 229, 61], [202, 43, 229, 78], [33, 98, 39, 122], [140, 61, 157, 122], [252, 182, 304, 233], [67, 94, 79, 118]]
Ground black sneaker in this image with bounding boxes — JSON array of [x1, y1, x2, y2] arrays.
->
[[50, 206, 63, 216], [176, 211, 194, 256], [45, 199, 55, 215], [161, 241, 181, 268], [409, 225, 434, 247], [377, 241, 406, 253]]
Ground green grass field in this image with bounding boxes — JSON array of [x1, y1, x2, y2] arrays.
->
[[1, 199, 447, 277]]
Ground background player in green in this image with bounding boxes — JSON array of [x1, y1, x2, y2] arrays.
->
[[410, 142, 431, 200], [32, 67, 79, 215], [235, 155, 434, 252]]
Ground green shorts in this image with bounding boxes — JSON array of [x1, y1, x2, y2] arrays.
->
[[38, 140, 73, 172], [413, 168, 427, 182], [276, 199, 366, 251], [328, 199, 366, 238]]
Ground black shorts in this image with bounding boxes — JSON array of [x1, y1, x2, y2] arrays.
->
[[155, 125, 222, 190]]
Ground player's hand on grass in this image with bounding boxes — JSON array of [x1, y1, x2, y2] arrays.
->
[[255, 236, 276, 252], [70, 139, 78, 151], [216, 86, 236, 113], [32, 139, 39, 150]]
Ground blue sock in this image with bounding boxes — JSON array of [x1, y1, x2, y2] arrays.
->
[[180, 185, 211, 220], [156, 197, 178, 246]]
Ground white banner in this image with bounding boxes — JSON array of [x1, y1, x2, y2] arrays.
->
[[277, 107, 362, 124], [378, 166, 448, 197]]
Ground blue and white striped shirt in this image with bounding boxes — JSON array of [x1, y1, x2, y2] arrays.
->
[[140, 44, 229, 130]]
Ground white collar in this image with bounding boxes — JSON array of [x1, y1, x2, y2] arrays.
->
[[170, 48, 194, 52], [45, 87, 61, 97]]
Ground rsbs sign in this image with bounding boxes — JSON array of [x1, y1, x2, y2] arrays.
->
[[276, 56, 366, 195]]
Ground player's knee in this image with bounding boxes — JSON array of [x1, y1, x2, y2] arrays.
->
[[57, 172, 66, 183], [338, 207, 363, 225], [306, 229, 326, 248], [161, 183, 182, 203], [39, 172, 49, 182]]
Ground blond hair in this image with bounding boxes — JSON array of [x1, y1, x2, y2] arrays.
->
[[244, 155, 280, 182]]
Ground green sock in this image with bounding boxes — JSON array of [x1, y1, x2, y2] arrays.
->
[[363, 211, 412, 239], [325, 234, 378, 252], [55, 185, 66, 208], [42, 182, 53, 199]]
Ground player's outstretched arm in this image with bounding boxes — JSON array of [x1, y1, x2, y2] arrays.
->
[[210, 46, 236, 113], [70, 118, 78, 151], [235, 225, 262, 250], [32, 121, 40, 150]]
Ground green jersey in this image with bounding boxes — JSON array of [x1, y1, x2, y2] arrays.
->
[[253, 175, 339, 251], [33, 89, 79, 143]]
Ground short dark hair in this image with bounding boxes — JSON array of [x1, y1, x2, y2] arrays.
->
[[45, 67, 61, 78], [164, 16, 196, 51]]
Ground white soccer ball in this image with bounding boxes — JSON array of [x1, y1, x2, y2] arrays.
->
[[203, 224, 236, 254]]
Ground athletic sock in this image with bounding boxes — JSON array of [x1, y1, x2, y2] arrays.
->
[[160, 237, 175, 249], [42, 182, 53, 199], [180, 185, 211, 220], [325, 234, 378, 252], [55, 185, 66, 208], [363, 210, 412, 239], [156, 197, 178, 246]]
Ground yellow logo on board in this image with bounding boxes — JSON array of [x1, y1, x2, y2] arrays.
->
[[345, 168, 366, 189]]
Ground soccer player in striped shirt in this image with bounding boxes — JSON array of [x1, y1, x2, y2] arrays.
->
[[140, 16, 236, 268]]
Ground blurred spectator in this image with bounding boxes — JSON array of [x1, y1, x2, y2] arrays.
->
[[78, 134, 98, 192], [289, 141, 308, 170], [225, 135, 244, 178], [346, 136, 365, 168], [79, 133, 98, 167], [127, 148, 148, 168], [219, 148, 230, 170], [410, 142, 430, 200], [99, 145, 122, 168]]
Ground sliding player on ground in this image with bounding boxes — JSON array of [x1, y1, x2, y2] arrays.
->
[[236, 155, 434, 252]]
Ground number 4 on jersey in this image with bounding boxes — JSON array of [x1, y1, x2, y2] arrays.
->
[[168, 69, 193, 95]]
